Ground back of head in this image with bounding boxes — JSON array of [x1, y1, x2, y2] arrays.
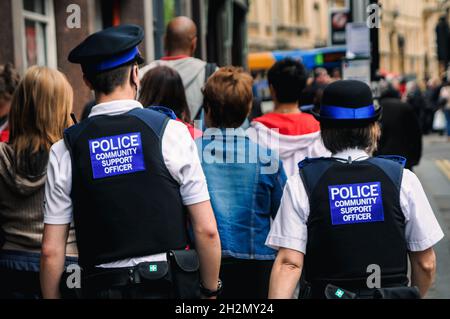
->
[[380, 81, 401, 99], [165, 16, 198, 56], [0, 63, 20, 102], [85, 64, 134, 96], [68, 24, 144, 97], [9, 66, 73, 174], [139, 65, 191, 122], [317, 80, 381, 155], [268, 58, 307, 104], [203, 67, 253, 128]]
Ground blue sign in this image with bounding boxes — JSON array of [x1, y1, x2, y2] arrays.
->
[[328, 182, 384, 226], [89, 132, 146, 179]]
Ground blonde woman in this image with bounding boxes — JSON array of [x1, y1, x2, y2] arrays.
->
[[0, 67, 77, 299]]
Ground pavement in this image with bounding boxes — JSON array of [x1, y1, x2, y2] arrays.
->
[[414, 135, 450, 299]]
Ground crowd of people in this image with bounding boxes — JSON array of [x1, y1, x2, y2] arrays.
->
[[0, 16, 445, 300]]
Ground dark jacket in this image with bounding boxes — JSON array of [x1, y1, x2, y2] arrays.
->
[[375, 94, 423, 170]]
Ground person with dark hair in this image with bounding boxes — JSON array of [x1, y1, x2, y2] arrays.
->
[[249, 58, 329, 176], [197, 67, 287, 299], [139, 65, 202, 138], [267, 80, 443, 299], [0, 64, 20, 143], [375, 83, 423, 171], [40, 25, 221, 300], [140, 16, 217, 120]]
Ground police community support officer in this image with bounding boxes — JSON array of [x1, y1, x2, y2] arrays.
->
[[40, 25, 222, 299], [267, 80, 444, 299]]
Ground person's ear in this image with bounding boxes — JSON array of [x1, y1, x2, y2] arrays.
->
[[191, 36, 198, 55], [132, 65, 140, 88], [83, 75, 94, 90], [269, 85, 277, 102]]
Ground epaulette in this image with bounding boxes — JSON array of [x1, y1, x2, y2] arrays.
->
[[148, 106, 177, 120], [298, 157, 327, 170], [375, 155, 407, 168]]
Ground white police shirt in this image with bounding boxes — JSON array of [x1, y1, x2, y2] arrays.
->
[[44, 100, 210, 268], [266, 148, 444, 254]]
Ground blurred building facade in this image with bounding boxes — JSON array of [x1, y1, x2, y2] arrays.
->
[[248, 0, 446, 81], [378, 0, 448, 81], [248, 0, 347, 51], [0, 0, 249, 116]]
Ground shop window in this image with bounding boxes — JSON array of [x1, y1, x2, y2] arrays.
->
[[12, 0, 57, 71]]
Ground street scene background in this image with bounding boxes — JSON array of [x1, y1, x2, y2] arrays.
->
[[1, 0, 450, 299]]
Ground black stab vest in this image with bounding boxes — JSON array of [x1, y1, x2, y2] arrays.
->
[[299, 157, 409, 298], [64, 108, 188, 269]]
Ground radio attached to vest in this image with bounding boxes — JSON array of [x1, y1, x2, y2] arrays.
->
[[64, 108, 189, 270], [298, 156, 409, 299]]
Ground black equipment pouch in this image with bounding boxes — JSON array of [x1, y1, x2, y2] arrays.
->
[[324, 284, 421, 300], [168, 250, 201, 299], [325, 285, 357, 299], [137, 261, 173, 295], [373, 286, 421, 299], [137, 261, 171, 282]]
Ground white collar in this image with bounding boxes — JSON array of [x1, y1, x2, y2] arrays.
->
[[332, 149, 370, 162], [89, 100, 143, 118]]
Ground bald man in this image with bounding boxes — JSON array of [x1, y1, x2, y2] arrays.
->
[[140, 16, 217, 120]]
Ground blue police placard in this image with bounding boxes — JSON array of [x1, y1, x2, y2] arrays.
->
[[328, 182, 384, 226], [89, 132, 146, 179]]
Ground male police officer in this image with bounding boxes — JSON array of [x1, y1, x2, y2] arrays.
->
[[267, 80, 444, 299], [40, 25, 222, 299]]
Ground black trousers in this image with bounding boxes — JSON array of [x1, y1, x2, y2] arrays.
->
[[219, 258, 273, 299], [0, 268, 41, 299]]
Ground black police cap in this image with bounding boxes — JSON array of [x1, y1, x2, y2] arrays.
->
[[312, 80, 382, 128], [68, 24, 144, 74]]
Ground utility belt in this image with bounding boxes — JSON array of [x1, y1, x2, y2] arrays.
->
[[80, 250, 200, 299], [299, 276, 419, 299]]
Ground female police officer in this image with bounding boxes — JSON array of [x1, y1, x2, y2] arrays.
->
[[267, 80, 444, 299], [40, 25, 222, 299]]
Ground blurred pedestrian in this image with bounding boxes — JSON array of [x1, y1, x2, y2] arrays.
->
[[331, 67, 342, 81], [0, 66, 77, 299], [439, 83, 450, 141], [140, 16, 217, 121], [375, 83, 423, 171], [197, 67, 287, 299], [139, 65, 202, 138], [314, 67, 332, 86], [268, 80, 444, 299], [0, 64, 20, 143], [406, 81, 426, 130], [423, 78, 442, 134], [249, 59, 330, 177]]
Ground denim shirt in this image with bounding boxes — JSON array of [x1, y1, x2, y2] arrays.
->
[[196, 128, 287, 260]]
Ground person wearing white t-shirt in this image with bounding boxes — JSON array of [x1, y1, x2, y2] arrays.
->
[[40, 25, 221, 300], [267, 80, 444, 299]]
